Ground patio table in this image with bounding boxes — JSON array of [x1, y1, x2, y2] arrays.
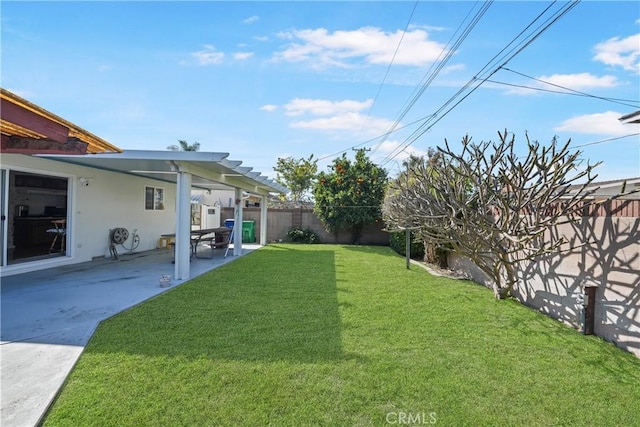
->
[[162, 227, 231, 259]]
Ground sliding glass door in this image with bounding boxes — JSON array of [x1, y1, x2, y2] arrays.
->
[[7, 171, 69, 265], [0, 169, 6, 267]]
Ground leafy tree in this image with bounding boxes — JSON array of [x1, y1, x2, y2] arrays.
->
[[273, 155, 318, 203], [167, 140, 200, 151], [314, 149, 387, 243], [384, 130, 615, 299]]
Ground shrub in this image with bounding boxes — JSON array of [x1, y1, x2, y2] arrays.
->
[[389, 231, 424, 259], [286, 227, 319, 244]]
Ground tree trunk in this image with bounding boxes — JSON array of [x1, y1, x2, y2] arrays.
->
[[424, 241, 438, 264], [493, 255, 516, 299], [494, 287, 511, 299], [350, 224, 363, 244]]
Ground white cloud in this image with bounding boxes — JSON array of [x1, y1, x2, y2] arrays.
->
[[279, 97, 397, 137], [191, 45, 224, 65], [441, 63, 465, 74], [408, 24, 448, 32], [233, 52, 254, 61], [284, 98, 372, 117], [290, 112, 395, 136], [273, 27, 448, 69], [542, 73, 618, 89], [243, 15, 259, 24], [260, 104, 278, 112], [254, 35, 269, 42], [593, 33, 640, 74], [505, 72, 619, 95], [554, 111, 636, 136]]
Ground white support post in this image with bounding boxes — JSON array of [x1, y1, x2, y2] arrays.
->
[[260, 195, 268, 245], [233, 187, 243, 256], [174, 171, 192, 280]]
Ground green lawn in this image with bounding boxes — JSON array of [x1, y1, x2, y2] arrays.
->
[[44, 245, 640, 426]]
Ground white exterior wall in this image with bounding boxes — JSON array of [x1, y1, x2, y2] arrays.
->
[[212, 189, 261, 207], [2, 154, 176, 276]]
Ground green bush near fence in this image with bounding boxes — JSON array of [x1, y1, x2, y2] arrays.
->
[[389, 231, 425, 259], [286, 227, 319, 243]]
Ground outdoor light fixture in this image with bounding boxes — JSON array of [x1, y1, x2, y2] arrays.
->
[[78, 177, 93, 187]]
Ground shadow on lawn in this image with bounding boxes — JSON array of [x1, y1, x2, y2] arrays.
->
[[86, 245, 346, 363]]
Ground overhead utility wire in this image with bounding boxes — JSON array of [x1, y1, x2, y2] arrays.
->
[[484, 79, 640, 108], [359, 0, 420, 134], [570, 133, 640, 149], [512, 133, 639, 162], [370, 0, 494, 156], [379, 0, 559, 165], [316, 113, 436, 162], [380, 0, 581, 167], [502, 67, 640, 109]]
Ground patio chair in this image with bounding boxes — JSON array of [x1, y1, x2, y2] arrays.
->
[[46, 219, 66, 254]]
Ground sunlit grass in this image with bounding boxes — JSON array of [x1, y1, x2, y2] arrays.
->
[[44, 244, 640, 426]]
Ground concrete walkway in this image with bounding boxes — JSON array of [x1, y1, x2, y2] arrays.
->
[[1, 245, 258, 427]]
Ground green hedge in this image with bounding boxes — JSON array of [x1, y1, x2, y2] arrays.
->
[[286, 227, 320, 244], [389, 231, 424, 259]]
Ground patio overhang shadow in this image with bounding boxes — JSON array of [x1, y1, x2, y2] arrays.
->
[[78, 246, 346, 363]]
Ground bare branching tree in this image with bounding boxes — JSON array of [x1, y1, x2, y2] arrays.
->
[[384, 130, 607, 299]]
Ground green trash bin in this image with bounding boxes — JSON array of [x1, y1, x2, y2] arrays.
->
[[242, 220, 256, 243]]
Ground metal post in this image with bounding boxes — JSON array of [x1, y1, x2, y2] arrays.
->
[[405, 227, 410, 269], [583, 285, 598, 335]]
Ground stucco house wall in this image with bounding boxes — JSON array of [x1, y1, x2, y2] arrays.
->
[[2, 154, 177, 276]]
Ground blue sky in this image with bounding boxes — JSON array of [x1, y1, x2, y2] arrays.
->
[[2, 1, 639, 181]]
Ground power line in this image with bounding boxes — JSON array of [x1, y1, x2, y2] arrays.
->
[[359, 0, 420, 133], [379, 0, 581, 167], [371, 0, 494, 156], [506, 132, 639, 164], [501, 67, 640, 109], [316, 114, 436, 162], [484, 79, 640, 108], [571, 133, 640, 149], [379, 0, 562, 165]]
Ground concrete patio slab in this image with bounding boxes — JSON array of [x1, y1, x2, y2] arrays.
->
[[1, 244, 259, 427]]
